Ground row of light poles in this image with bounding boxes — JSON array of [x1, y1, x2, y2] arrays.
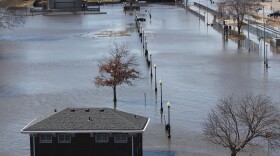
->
[[151, 63, 171, 138], [135, 9, 171, 139]]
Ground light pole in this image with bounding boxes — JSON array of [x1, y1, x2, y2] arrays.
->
[[199, 0, 200, 21], [150, 54, 152, 77], [159, 80, 163, 113], [247, 14, 250, 52], [154, 64, 157, 92], [266, 44, 268, 68], [263, 6, 266, 65], [259, 36, 266, 64], [167, 101, 171, 138], [145, 35, 147, 50], [258, 37, 261, 53], [206, 0, 209, 25]]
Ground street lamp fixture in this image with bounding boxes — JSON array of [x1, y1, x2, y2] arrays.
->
[[154, 64, 157, 92], [159, 80, 163, 113]]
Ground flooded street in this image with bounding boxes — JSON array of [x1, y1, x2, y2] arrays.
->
[[0, 4, 280, 156]]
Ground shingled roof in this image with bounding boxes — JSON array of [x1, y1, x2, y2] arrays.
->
[[21, 108, 149, 133]]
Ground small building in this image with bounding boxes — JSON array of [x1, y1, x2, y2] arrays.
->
[[46, 0, 85, 9], [21, 108, 149, 156]]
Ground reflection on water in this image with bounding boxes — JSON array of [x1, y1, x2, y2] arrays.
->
[[144, 151, 176, 156], [0, 4, 280, 156]]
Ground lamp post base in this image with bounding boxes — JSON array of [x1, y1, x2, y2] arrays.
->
[[165, 124, 170, 131], [168, 126, 171, 138]]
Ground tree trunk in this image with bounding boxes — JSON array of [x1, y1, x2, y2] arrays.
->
[[231, 151, 237, 156], [238, 25, 241, 35], [238, 40, 241, 49], [114, 100, 117, 110], [113, 85, 117, 102]]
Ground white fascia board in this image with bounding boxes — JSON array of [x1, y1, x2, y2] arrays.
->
[[21, 129, 145, 134], [143, 118, 150, 132]]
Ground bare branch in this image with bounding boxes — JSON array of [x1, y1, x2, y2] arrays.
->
[[203, 93, 280, 155], [220, 0, 259, 34]]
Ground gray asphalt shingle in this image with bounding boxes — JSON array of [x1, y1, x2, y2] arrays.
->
[[22, 108, 149, 133]]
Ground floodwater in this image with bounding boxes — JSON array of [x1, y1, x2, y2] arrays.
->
[[0, 4, 280, 156]]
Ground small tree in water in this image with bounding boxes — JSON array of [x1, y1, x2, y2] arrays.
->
[[221, 0, 259, 35], [203, 93, 280, 156], [95, 43, 140, 107]]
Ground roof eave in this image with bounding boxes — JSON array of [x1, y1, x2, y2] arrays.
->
[[21, 129, 145, 134], [21, 118, 150, 134]]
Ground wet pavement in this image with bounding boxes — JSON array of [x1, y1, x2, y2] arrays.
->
[[0, 4, 280, 156]]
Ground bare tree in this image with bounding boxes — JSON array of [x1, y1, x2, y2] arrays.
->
[[221, 0, 259, 35], [0, 0, 25, 29], [95, 43, 140, 104], [203, 93, 280, 156]]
